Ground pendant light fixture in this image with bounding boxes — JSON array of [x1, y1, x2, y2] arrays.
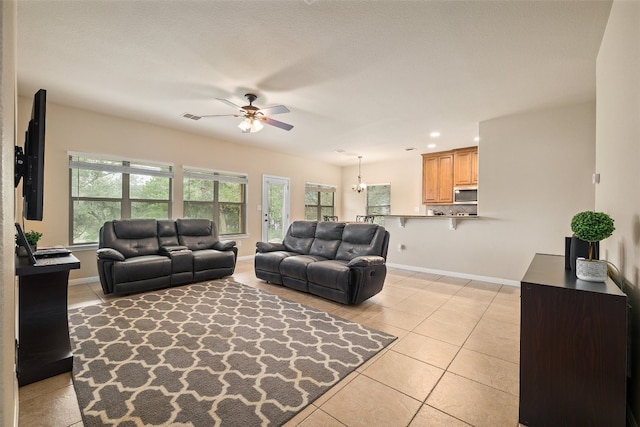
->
[[352, 156, 367, 193]]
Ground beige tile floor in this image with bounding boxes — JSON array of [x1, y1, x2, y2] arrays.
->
[[18, 259, 522, 427]]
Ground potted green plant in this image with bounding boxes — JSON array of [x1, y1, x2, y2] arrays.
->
[[570, 211, 615, 282], [15, 230, 43, 256]]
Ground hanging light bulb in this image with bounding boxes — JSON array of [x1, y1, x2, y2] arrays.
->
[[250, 118, 264, 133], [352, 156, 367, 193], [238, 118, 252, 133]]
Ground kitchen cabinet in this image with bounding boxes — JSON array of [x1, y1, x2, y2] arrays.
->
[[519, 254, 627, 426], [453, 146, 478, 186], [422, 151, 453, 204]]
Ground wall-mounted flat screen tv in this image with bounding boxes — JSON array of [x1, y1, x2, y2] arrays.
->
[[15, 89, 46, 221]]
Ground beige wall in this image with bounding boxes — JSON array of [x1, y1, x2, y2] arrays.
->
[[5, 0, 637, 423], [19, 95, 597, 286], [16, 99, 342, 280], [596, 0, 640, 421], [342, 102, 596, 283], [342, 156, 423, 221], [0, 0, 18, 424]]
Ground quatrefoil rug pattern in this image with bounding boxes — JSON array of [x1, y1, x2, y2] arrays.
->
[[69, 278, 395, 426]]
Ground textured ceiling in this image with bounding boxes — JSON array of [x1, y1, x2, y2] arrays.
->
[[17, 0, 612, 166]]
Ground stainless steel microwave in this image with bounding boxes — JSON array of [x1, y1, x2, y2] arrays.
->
[[454, 187, 478, 204]]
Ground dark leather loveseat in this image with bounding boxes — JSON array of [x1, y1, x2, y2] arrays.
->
[[97, 218, 237, 295], [254, 220, 390, 305]]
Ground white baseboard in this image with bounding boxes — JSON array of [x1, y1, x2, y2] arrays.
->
[[386, 263, 521, 287]]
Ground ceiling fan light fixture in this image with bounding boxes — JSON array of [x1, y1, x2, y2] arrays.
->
[[238, 113, 263, 133]]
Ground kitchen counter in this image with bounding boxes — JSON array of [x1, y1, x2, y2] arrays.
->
[[385, 214, 480, 230]]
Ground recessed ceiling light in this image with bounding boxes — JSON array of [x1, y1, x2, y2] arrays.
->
[[427, 143, 437, 149], [474, 137, 480, 142], [430, 132, 441, 138], [334, 149, 346, 153]]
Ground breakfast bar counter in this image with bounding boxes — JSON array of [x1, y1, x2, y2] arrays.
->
[[385, 214, 480, 230]]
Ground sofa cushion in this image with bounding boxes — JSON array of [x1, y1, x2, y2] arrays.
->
[[109, 219, 160, 258], [336, 224, 386, 261], [157, 220, 179, 247], [192, 249, 236, 271], [113, 219, 157, 239], [307, 260, 351, 291], [176, 218, 215, 236], [255, 251, 294, 274], [283, 221, 317, 254], [309, 222, 344, 259], [177, 219, 219, 250], [112, 254, 172, 284], [280, 255, 327, 280]]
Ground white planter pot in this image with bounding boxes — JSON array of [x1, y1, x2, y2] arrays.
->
[[575, 258, 607, 282], [16, 245, 36, 257]]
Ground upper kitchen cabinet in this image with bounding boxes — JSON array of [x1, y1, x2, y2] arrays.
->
[[422, 151, 454, 204], [453, 146, 478, 186]]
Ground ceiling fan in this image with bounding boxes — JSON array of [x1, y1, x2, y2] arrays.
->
[[183, 93, 294, 133]]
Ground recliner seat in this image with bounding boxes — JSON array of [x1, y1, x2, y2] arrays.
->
[[97, 218, 237, 295], [255, 220, 389, 305]]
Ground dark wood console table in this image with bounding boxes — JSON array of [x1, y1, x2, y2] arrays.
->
[[15, 254, 80, 386], [519, 253, 627, 426]]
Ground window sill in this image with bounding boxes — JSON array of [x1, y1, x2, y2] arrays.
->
[[69, 243, 99, 251]]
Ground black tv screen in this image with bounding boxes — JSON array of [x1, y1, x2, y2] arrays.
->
[[21, 89, 46, 221]]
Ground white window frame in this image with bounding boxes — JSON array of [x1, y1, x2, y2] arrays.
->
[[69, 152, 173, 245], [304, 182, 336, 221], [183, 166, 248, 236]]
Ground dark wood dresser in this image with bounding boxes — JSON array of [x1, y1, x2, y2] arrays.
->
[[519, 253, 627, 426]]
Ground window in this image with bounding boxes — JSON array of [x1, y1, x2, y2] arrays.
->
[[305, 183, 336, 221], [69, 153, 173, 245], [183, 167, 247, 235], [366, 184, 391, 225]]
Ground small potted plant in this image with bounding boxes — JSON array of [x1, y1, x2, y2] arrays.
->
[[570, 210, 615, 282], [15, 230, 43, 256]]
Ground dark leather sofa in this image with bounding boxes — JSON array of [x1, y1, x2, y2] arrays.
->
[[97, 218, 237, 295], [254, 220, 390, 305]]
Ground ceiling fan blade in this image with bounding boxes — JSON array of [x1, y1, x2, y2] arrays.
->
[[199, 113, 242, 118], [262, 116, 294, 131], [215, 98, 244, 111], [257, 105, 290, 115]]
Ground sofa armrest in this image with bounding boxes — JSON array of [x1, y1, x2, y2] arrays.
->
[[347, 255, 386, 268], [96, 248, 125, 261], [159, 245, 189, 255], [256, 241, 286, 253], [213, 240, 236, 251]]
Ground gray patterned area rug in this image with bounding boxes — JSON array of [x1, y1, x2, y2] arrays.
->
[[69, 278, 395, 426]]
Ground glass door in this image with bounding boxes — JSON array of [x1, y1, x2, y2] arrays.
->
[[262, 175, 290, 242]]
